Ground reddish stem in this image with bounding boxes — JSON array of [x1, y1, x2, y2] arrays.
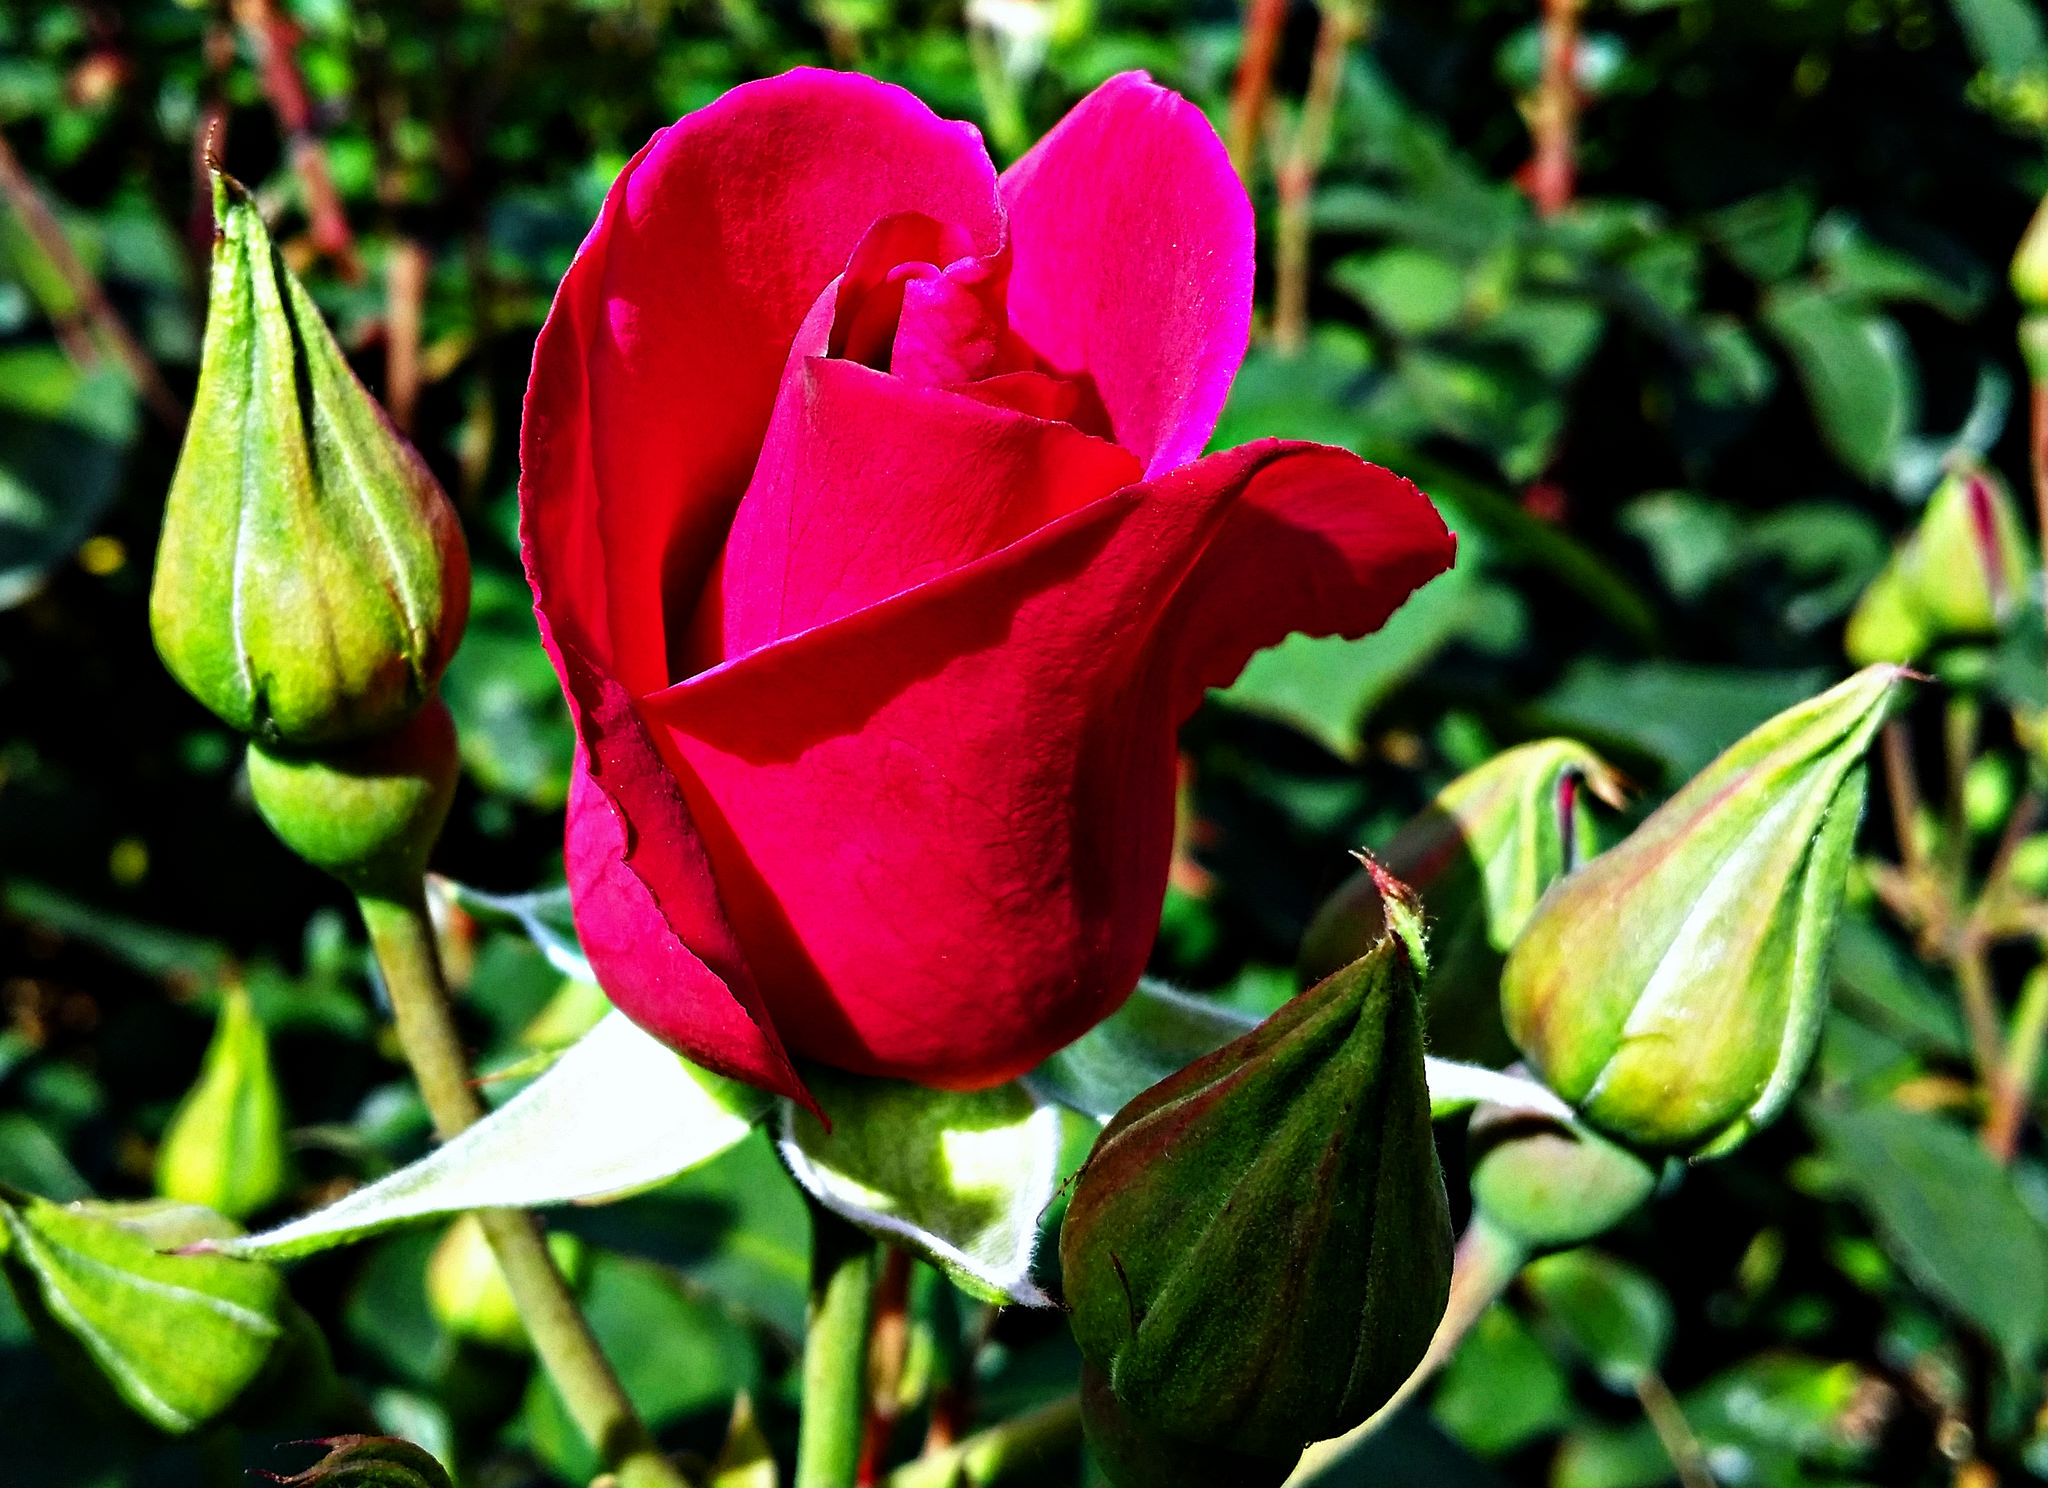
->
[[1228, 0, 1288, 185], [1525, 0, 1581, 218], [857, 1248, 914, 1485], [232, 0, 362, 282], [0, 127, 185, 431]]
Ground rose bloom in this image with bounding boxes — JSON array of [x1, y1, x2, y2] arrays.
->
[[520, 68, 1453, 1103]]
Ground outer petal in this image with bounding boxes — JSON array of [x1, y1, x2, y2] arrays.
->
[[524, 68, 1003, 698], [640, 442, 1453, 1088], [559, 647, 810, 1103], [999, 73, 1253, 478], [714, 357, 1142, 657]]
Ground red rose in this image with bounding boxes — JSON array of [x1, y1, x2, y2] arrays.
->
[[520, 68, 1454, 1102]]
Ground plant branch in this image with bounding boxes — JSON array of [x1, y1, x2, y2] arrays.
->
[[356, 889, 687, 1488], [1282, 1214, 1527, 1484], [1524, 0, 1582, 218], [1985, 965, 2048, 1163], [0, 126, 186, 432], [232, 0, 363, 282], [1636, 1368, 1717, 1488], [1272, 0, 1367, 355], [800, 1198, 880, 1488], [1228, 0, 1288, 184]]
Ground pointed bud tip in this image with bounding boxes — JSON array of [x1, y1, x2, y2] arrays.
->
[[1357, 852, 1429, 978]]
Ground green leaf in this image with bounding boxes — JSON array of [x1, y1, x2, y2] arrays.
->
[[218, 1012, 765, 1260], [1387, 452, 1662, 646], [1948, 0, 2048, 79], [439, 570, 576, 808], [1828, 914, 1967, 1058], [1330, 247, 1468, 337], [779, 1068, 1062, 1306], [519, 1251, 758, 1484], [1218, 561, 1526, 760], [1029, 978, 1257, 1120], [1554, 1353, 1883, 1488], [1703, 189, 1815, 282], [433, 877, 589, 981], [1806, 1098, 2048, 1364], [1529, 660, 1834, 785], [1761, 285, 1916, 483], [1432, 1303, 1576, 1457], [0, 1191, 284, 1434], [1029, 978, 1566, 1124], [1522, 1249, 1673, 1392]]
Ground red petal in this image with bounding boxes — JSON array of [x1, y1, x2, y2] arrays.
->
[[640, 442, 1453, 1087], [711, 358, 1142, 658], [999, 72, 1253, 478], [560, 648, 812, 1106], [522, 68, 1003, 699]]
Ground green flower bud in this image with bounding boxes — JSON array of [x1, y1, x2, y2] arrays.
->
[[1844, 464, 2031, 665], [425, 1212, 585, 1351], [2014, 192, 2048, 312], [1061, 873, 1453, 1460], [1300, 740, 1625, 1065], [247, 698, 458, 898], [1501, 666, 1909, 1155], [267, 1436, 452, 1488], [1079, 1363, 1297, 1488], [155, 983, 289, 1222], [1466, 1103, 1658, 1252], [150, 172, 468, 748], [2021, 314, 2048, 387]]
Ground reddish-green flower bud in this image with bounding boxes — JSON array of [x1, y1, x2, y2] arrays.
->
[[264, 1436, 452, 1488], [1301, 740, 1625, 1064], [1845, 464, 2030, 665], [155, 984, 289, 1223], [1061, 877, 1453, 1461], [1079, 1364, 1296, 1488], [246, 699, 458, 898], [1501, 666, 1909, 1155], [151, 173, 468, 748]]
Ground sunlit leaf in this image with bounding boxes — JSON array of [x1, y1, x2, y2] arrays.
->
[[0, 1191, 283, 1433], [780, 1069, 1062, 1306], [218, 1012, 765, 1260]]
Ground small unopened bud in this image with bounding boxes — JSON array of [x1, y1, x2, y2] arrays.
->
[[155, 984, 289, 1222], [1466, 1103, 1658, 1252], [2014, 192, 2048, 312], [265, 1436, 452, 1488], [151, 172, 467, 748], [247, 698, 458, 898], [1501, 666, 1909, 1155], [1301, 740, 1625, 1064], [1845, 464, 2031, 664], [425, 1212, 585, 1351], [1061, 870, 1452, 1460]]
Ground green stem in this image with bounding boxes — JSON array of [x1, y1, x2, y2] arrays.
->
[[886, 1395, 1084, 1488], [1634, 1368, 1715, 1488], [798, 1197, 879, 1488], [357, 889, 688, 1488], [1282, 1214, 1527, 1484]]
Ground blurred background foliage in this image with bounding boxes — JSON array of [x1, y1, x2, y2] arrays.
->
[[6, 0, 2048, 1484]]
